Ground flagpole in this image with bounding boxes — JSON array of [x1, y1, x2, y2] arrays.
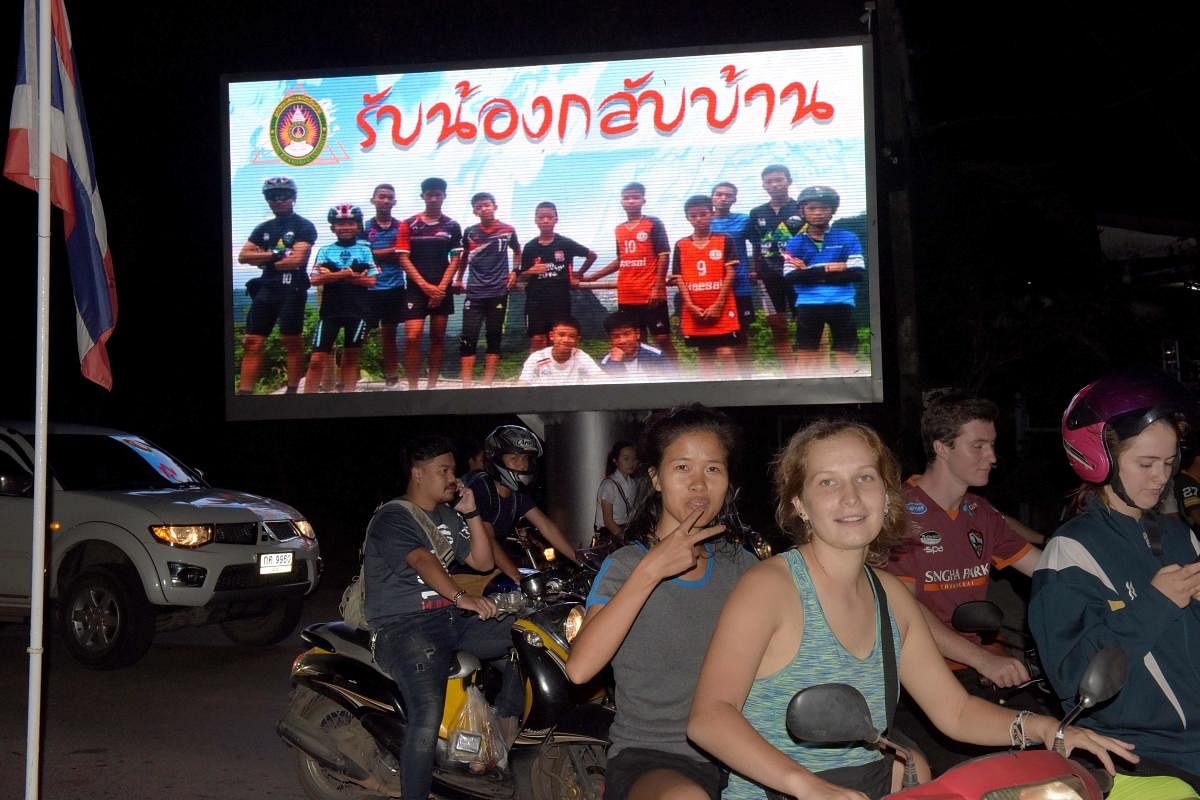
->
[[26, 0, 53, 795]]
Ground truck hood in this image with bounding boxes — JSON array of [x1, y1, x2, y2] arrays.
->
[[64, 487, 304, 524]]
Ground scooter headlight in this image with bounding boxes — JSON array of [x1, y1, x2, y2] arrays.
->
[[564, 605, 585, 644], [982, 777, 1087, 800]]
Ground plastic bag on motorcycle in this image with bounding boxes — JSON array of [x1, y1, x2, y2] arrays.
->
[[447, 685, 507, 772]]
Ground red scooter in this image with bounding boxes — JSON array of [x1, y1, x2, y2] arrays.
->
[[785, 646, 1128, 799]]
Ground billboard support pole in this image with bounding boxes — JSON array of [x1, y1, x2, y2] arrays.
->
[[523, 410, 641, 550], [876, 0, 923, 451]]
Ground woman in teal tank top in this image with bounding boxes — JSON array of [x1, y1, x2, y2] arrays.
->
[[689, 421, 1140, 799]]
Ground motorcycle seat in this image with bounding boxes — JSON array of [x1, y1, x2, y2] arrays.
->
[[318, 621, 483, 679]]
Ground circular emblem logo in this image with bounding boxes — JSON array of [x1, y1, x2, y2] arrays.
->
[[905, 501, 927, 515], [270, 94, 327, 167], [636, 231, 649, 242]]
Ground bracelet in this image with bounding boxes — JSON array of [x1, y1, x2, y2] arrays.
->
[[461, 509, 480, 520], [450, 590, 466, 607], [1010, 710, 1033, 750]]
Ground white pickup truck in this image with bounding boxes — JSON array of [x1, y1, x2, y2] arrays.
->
[[0, 422, 321, 668]]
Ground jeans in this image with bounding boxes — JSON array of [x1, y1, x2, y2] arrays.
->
[[373, 608, 521, 800]]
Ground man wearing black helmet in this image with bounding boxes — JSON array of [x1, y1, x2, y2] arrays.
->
[[237, 176, 318, 394], [303, 204, 378, 392], [783, 185, 867, 375], [459, 424, 581, 583]]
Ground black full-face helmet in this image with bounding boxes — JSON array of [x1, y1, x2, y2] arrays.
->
[[484, 425, 543, 492]]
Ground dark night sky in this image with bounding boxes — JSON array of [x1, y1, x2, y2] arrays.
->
[[1, 1, 1197, 550]]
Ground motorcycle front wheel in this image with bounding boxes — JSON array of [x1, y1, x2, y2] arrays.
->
[[294, 693, 383, 800], [527, 739, 606, 800]]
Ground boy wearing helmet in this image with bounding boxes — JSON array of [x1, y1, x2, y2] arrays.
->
[[782, 185, 866, 375], [302, 204, 378, 392], [236, 177, 317, 394], [459, 424, 581, 583], [1031, 371, 1200, 789]]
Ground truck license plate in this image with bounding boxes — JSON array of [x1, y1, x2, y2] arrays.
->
[[259, 552, 293, 575]]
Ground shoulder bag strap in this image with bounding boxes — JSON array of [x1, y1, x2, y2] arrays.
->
[[397, 499, 456, 569], [865, 566, 898, 731]]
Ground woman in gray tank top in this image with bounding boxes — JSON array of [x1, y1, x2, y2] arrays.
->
[[566, 405, 759, 800], [689, 420, 1139, 799]]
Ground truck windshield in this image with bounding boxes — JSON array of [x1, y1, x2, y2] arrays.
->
[[48, 434, 205, 491]]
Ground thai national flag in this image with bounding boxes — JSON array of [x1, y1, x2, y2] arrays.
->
[[4, 0, 116, 389]]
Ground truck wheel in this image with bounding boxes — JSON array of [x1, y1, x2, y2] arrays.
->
[[220, 596, 302, 646], [59, 567, 156, 669]]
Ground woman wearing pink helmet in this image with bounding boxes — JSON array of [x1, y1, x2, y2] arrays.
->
[[1030, 369, 1200, 790]]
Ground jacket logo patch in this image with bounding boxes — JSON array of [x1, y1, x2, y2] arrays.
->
[[906, 502, 927, 515], [968, 529, 984, 559]]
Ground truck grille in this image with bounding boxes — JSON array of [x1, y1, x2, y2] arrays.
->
[[213, 522, 258, 545], [213, 561, 304, 591], [213, 520, 299, 544]]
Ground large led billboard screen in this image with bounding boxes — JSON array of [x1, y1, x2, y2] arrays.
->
[[223, 38, 879, 419]]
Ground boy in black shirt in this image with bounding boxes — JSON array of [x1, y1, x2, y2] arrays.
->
[[518, 202, 596, 351]]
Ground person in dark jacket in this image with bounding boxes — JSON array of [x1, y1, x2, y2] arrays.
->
[[1031, 370, 1200, 790]]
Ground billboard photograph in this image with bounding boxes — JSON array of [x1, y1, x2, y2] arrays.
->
[[223, 39, 878, 419]]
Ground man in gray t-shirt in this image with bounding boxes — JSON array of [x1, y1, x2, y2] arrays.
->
[[586, 542, 757, 763], [364, 435, 521, 800]]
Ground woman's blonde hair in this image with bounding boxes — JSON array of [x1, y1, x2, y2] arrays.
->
[[773, 420, 907, 566]]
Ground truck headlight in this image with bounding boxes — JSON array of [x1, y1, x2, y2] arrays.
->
[[294, 519, 316, 540], [150, 524, 213, 548]]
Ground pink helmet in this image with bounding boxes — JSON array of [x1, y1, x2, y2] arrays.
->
[[1062, 370, 1193, 484]]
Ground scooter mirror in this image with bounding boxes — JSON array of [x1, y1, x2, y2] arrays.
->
[[1078, 645, 1127, 708], [786, 684, 880, 745], [950, 600, 1004, 635]]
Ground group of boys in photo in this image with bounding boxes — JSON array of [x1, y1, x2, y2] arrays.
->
[[234, 165, 867, 394]]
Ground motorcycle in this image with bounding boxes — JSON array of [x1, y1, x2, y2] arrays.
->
[[277, 565, 610, 799], [785, 645, 1196, 799]]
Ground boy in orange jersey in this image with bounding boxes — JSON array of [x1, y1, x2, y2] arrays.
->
[[672, 195, 740, 377], [581, 182, 674, 360]]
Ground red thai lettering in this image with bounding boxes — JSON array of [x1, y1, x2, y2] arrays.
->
[[557, 94, 591, 141], [356, 88, 390, 149], [744, 83, 775, 129], [523, 95, 553, 140], [624, 71, 654, 91], [599, 90, 638, 136], [689, 85, 739, 130], [780, 80, 835, 124], [479, 97, 519, 142], [719, 64, 747, 84], [426, 99, 478, 144], [357, 88, 422, 149], [637, 88, 686, 133]]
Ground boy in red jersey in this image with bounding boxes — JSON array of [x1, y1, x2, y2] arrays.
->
[[673, 195, 740, 377], [581, 182, 674, 360]]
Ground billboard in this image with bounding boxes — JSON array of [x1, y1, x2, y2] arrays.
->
[[223, 38, 879, 419]]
